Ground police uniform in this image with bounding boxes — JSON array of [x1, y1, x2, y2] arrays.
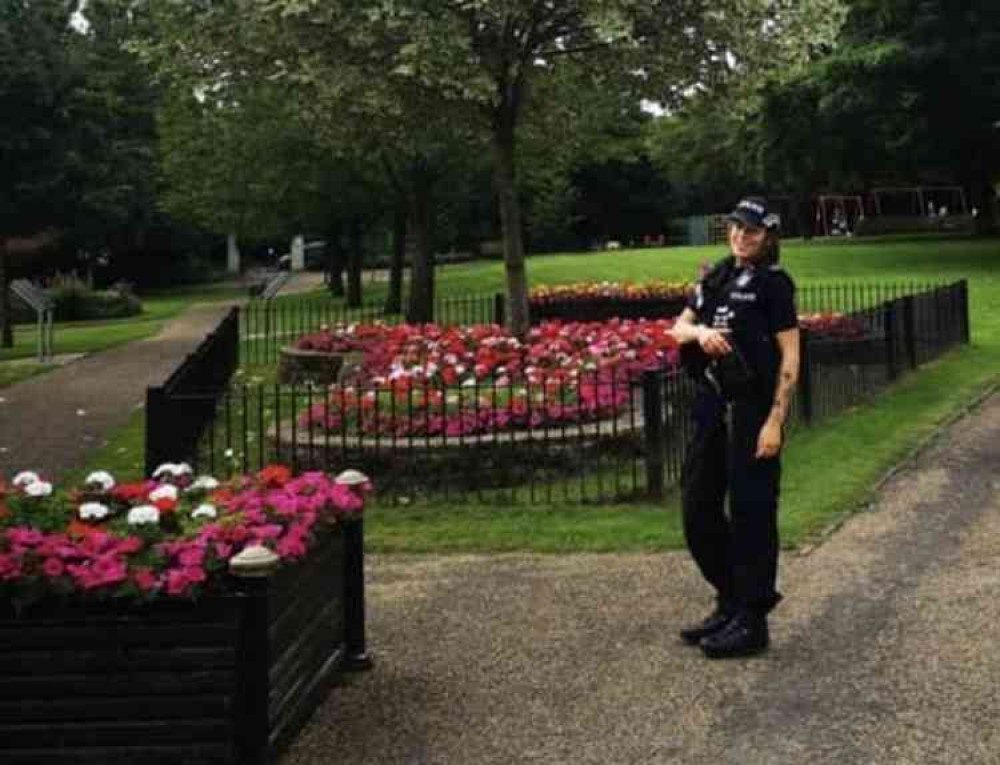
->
[[681, 254, 797, 620]]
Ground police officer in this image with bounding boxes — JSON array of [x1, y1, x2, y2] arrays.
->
[[670, 197, 800, 659]]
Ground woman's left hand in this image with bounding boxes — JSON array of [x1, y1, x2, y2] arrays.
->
[[756, 419, 783, 459]]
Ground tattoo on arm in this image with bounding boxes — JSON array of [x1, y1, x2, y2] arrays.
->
[[770, 370, 796, 424], [770, 329, 800, 426]]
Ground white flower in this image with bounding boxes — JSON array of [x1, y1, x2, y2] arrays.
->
[[149, 484, 179, 502], [79, 502, 111, 520], [25, 481, 53, 497], [152, 462, 177, 478], [152, 462, 193, 479], [12, 471, 40, 487], [85, 471, 116, 491], [192, 503, 217, 520], [127, 505, 160, 526], [187, 475, 220, 492]]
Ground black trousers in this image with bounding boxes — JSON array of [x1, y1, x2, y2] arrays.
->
[[681, 388, 782, 615]]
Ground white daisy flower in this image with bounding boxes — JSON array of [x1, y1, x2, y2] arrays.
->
[[127, 505, 160, 526], [187, 476, 220, 492], [12, 471, 40, 487], [192, 504, 217, 520], [85, 471, 116, 491], [79, 502, 111, 520], [24, 481, 53, 497], [149, 485, 179, 502]]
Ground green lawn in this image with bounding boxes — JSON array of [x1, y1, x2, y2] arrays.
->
[[65, 235, 1000, 554], [0, 282, 247, 366]]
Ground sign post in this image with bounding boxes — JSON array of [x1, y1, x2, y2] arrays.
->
[[10, 280, 54, 361]]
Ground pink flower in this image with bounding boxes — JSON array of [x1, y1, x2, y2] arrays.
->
[[0, 553, 22, 580], [177, 546, 205, 568], [132, 567, 158, 592], [7, 528, 44, 547], [251, 524, 283, 541], [42, 557, 66, 578], [276, 533, 307, 558]]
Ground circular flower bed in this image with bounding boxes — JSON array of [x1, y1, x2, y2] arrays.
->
[[292, 312, 873, 440], [0, 464, 369, 602], [298, 319, 682, 439]]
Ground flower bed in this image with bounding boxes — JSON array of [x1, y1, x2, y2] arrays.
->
[[529, 281, 691, 323], [295, 319, 682, 439], [799, 312, 884, 365], [0, 465, 372, 764], [289, 313, 875, 440]]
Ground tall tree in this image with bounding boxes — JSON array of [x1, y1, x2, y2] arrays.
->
[[162, 0, 844, 335], [758, 0, 1000, 228], [339, 1, 846, 334], [0, 0, 88, 345]]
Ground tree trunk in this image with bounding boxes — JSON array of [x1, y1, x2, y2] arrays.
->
[[385, 203, 406, 316], [226, 233, 240, 273], [493, 117, 530, 337], [0, 240, 11, 348], [406, 190, 435, 325], [973, 179, 997, 236], [346, 219, 364, 308], [325, 222, 345, 298]]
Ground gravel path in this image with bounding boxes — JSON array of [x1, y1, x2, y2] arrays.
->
[[283, 390, 1000, 765]]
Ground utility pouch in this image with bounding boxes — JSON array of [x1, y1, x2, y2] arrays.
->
[[707, 347, 755, 400]]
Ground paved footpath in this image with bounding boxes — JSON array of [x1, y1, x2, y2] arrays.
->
[[284, 389, 1000, 765], [0, 301, 240, 482]]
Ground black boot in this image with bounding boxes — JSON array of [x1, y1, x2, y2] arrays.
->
[[679, 606, 734, 646], [700, 612, 769, 659]]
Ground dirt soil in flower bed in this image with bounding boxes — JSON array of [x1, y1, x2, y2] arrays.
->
[[282, 390, 1000, 765]]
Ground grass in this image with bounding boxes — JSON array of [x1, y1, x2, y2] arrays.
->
[[0, 282, 247, 364], [357, 234, 1000, 553], [0, 360, 58, 389], [65, 234, 1000, 554]]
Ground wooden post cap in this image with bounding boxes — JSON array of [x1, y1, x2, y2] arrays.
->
[[334, 469, 369, 486], [229, 545, 280, 578]]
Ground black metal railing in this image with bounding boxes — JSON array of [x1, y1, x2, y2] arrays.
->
[[170, 371, 652, 506], [150, 280, 970, 504], [241, 282, 951, 368], [145, 307, 241, 476]]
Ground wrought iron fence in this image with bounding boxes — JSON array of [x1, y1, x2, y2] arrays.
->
[[170, 370, 653, 506], [241, 281, 954, 368], [150, 281, 970, 505], [145, 307, 240, 476]]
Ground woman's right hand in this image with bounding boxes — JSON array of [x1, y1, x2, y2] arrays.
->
[[698, 327, 732, 357]]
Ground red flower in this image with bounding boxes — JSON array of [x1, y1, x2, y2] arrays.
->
[[257, 465, 292, 488], [112, 481, 152, 503], [67, 519, 101, 538], [153, 497, 177, 514]]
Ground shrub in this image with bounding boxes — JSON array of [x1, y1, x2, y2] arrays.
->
[[46, 273, 143, 322]]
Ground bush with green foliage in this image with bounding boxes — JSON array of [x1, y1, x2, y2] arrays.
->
[[11, 273, 142, 323]]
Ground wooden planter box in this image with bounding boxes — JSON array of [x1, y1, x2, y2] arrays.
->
[[0, 520, 370, 765]]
